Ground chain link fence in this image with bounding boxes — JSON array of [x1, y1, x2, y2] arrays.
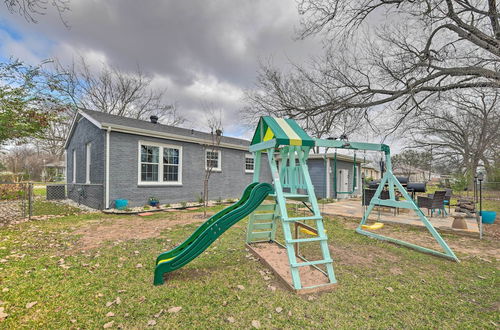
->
[[0, 182, 104, 226]]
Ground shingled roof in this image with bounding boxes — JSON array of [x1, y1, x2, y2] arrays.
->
[[65, 109, 250, 150]]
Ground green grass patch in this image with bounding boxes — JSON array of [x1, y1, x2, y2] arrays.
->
[[0, 208, 498, 328], [31, 201, 82, 217]]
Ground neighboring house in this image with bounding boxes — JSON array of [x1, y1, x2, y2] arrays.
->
[[64, 109, 272, 210], [41, 161, 66, 182], [362, 163, 381, 180], [393, 165, 429, 182], [306, 153, 363, 199]]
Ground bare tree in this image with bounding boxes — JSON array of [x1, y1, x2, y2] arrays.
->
[[392, 150, 432, 178], [246, 1, 499, 131], [34, 58, 185, 155], [56, 58, 184, 124], [243, 63, 367, 150], [4, 0, 70, 26], [409, 89, 500, 180], [202, 108, 223, 218]]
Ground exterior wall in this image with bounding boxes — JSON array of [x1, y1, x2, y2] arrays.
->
[[65, 117, 105, 209], [108, 132, 272, 207], [308, 159, 327, 199], [330, 159, 362, 199], [362, 168, 381, 180]]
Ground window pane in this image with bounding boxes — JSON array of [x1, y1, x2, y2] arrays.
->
[[164, 165, 179, 182], [245, 157, 254, 171], [141, 164, 158, 181], [206, 151, 219, 168], [141, 145, 159, 163], [163, 148, 179, 165]]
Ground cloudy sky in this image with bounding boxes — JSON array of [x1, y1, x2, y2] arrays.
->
[[0, 0, 325, 139]]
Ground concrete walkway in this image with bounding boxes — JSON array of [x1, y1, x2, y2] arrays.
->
[[318, 199, 480, 236]]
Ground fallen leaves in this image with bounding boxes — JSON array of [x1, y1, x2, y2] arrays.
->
[[103, 321, 114, 328], [386, 287, 394, 293], [0, 307, 8, 320], [26, 301, 38, 309], [136, 263, 143, 268], [226, 316, 235, 323], [154, 309, 164, 318], [236, 285, 245, 290], [275, 307, 283, 313], [167, 306, 182, 313], [147, 320, 156, 326], [251, 320, 261, 328], [106, 312, 115, 317]]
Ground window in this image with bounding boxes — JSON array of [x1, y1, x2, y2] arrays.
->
[[72, 149, 76, 183], [205, 150, 221, 172], [140, 145, 159, 182], [138, 141, 182, 185], [163, 147, 180, 182], [245, 154, 254, 173], [85, 143, 92, 183]]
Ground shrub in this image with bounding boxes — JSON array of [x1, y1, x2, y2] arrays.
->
[[180, 201, 187, 208]]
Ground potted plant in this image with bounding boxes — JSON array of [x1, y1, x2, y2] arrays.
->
[[149, 197, 160, 207]]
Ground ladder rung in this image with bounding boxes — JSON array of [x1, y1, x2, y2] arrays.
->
[[291, 259, 333, 267], [255, 204, 276, 211], [252, 222, 274, 229], [251, 231, 272, 238], [287, 236, 327, 243], [282, 215, 322, 222], [252, 213, 274, 221]]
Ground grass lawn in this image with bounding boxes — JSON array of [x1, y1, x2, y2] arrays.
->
[[0, 207, 498, 328]]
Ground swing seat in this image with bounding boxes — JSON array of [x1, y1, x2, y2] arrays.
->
[[361, 222, 384, 230], [299, 227, 327, 236], [300, 227, 317, 236]]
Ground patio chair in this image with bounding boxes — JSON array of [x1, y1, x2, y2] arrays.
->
[[417, 190, 447, 217], [362, 189, 398, 215]]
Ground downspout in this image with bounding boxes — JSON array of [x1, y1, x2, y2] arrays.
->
[[326, 157, 331, 199], [105, 127, 111, 209]]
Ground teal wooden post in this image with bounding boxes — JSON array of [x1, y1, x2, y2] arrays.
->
[[296, 147, 337, 284], [253, 151, 261, 183], [267, 149, 303, 289]]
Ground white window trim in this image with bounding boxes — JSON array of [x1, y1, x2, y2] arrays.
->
[[137, 140, 183, 186], [245, 153, 254, 173], [85, 142, 91, 184], [72, 149, 76, 183], [205, 149, 222, 172]]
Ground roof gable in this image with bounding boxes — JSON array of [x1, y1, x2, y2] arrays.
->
[[251, 116, 314, 147]]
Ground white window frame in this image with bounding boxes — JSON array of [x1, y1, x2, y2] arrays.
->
[[137, 140, 183, 186], [72, 149, 76, 183], [245, 153, 254, 173], [205, 149, 222, 172], [85, 142, 91, 184]]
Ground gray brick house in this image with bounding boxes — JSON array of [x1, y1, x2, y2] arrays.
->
[[64, 109, 271, 209]]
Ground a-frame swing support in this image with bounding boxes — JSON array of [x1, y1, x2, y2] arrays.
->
[[315, 138, 459, 262], [246, 117, 458, 292]]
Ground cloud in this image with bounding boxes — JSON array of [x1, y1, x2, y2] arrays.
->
[[0, 0, 324, 138]]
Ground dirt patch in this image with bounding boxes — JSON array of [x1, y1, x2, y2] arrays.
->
[[249, 242, 333, 292], [329, 241, 401, 267], [72, 212, 212, 251]]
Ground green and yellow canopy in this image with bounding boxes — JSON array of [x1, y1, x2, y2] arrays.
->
[[251, 117, 315, 147]]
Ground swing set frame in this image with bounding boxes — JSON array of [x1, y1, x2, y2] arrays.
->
[[315, 138, 459, 262]]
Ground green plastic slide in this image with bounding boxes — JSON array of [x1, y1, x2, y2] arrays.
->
[[153, 182, 274, 285]]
